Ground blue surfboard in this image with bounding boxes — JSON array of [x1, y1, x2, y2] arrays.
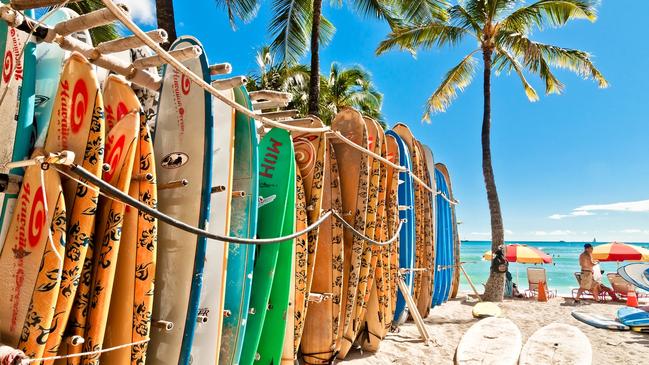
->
[[433, 167, 452, 306], [618, 263, 649, 292], [385, 131, 415, 323], [617, 307, 649, 327], [220, 85, 259, 365], [437, 165, 455, 303]]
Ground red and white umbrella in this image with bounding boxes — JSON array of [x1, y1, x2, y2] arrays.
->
[[592, 242, 649, 262], [483, 244, 553, 264]]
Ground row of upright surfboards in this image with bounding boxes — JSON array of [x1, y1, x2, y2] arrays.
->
[[0, 8, 460, 365]]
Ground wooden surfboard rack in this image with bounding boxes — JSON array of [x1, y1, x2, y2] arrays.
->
[[397, 269, 431, 344]]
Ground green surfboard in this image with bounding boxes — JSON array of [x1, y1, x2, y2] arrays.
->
[[241, 128, 295, 365]]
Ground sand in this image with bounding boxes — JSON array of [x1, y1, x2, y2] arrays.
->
[[345, 293, 649, 364]]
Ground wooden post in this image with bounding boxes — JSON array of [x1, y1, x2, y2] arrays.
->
[[397, 270, 431, 344], [460, 263, 482, 301]]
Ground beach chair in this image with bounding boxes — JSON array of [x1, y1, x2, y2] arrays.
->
[[572, 272, 608, 301], [607, 273, 649, 299], [524, 267, 557, 299]]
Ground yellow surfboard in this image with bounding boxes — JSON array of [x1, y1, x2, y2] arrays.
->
[[40, 52, 106, 364], [0, 154, 66, 359], [102, 111, 157, 364], [81, 113, 138, 365], [384, 135, 401, 323]]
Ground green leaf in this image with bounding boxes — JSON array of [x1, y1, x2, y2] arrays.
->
[[376, 22, 468, 55], [269, 0, 313, 64], [494, 47, 539, 101], [215, 0, 261, 28], [500, 0, 598, 33], [424, 50, 479, 120]]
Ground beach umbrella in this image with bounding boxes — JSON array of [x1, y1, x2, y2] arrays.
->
[[482, 244, 553, 264], [592, 242, 649, 262]]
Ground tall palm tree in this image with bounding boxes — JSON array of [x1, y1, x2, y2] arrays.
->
[[377, 0, 607, 301], [155, 0, 177, 49]]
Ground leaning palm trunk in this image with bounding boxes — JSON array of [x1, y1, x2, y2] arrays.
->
[[307, 0, 322, 116], [156, 0, 177, 50], [480, 48, 505, 301]]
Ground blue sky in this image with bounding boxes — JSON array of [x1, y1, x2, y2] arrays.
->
[[127, 0, 649, 242]]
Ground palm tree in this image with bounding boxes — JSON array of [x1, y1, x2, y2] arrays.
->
[[155, 0, 177, 49], [64, 0, 119, 45], [377, 0, 607, 301]]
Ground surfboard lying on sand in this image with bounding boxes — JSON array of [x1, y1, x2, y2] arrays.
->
[[455, 317, 522, 365], [617, 307, 649, 327], [519, 323, 591, 365], [148, 36, 214, 365], [618, 263, 649, 292], [472, 302, 501, 318], [571, 311, 629, 330]]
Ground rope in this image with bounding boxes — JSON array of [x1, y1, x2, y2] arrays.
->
[[98, 0, 445, 198], [58, 163, 331, 245], [20, 338, 149, 364], [332, 210, 404, 247]]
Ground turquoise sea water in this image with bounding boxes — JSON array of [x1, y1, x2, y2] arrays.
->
[[459, 241, 649, 296]]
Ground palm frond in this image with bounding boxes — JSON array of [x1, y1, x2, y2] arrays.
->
[[215, 0, 260, 28], [485, 0, 516, 22], [448, 4, 482, 34], [376, 22, 468, 55], [306, 14, 336, 48], [493, 47, 539, 101], [500, 0, 597, 33], [65, 0, 118, 45], [397, 0, 449, 24], [424, 50, 479, 120], [268, 0, 313, 64], [464, 0, 487, 25], [539, 57, 565, 94], [499, 31, 608, 88]]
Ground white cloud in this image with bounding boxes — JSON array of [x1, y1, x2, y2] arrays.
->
[[533, 230, 573, 236], [574, 199, 649, 213], [621, 229, 649, 234], [548, 211, 594, 220], [505, 229, 514, 235], [120, 0, 156, 24]]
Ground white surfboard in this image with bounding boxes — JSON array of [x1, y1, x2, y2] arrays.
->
[[148, 36, 214, 365], [189, 88, 234, 364], [519, 323, 591, 365], [456, 317, 522, 365]]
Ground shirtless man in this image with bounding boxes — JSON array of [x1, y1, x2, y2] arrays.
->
[[575, 243, 600, 303]]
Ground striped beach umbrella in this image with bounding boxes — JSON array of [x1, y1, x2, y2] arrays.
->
[[592, 242, 649, 262], [483, 244, 553, 264]]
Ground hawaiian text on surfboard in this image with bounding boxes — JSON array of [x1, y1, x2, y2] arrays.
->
[[57, 79, 88, 148], [171, 68, 190, 134], [3, 28, 23, 83], [260, 137, 282, 179]]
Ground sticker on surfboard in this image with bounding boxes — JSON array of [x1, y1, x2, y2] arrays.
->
[[161, 152, 189, 169]]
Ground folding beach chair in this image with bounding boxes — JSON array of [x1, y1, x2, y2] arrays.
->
[[572, 272, 608, 301], [608, 273, 649, 299], [525, 267, 557, 299]]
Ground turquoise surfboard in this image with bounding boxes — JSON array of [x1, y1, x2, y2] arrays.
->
[[240, 128, 294, 365], [433, 167, 452, 306], [219, 86, 259, 365], [385, 131, 415, 323], [438, 165, 455, 303]]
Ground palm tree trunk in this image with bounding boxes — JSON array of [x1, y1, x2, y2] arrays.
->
[[307, 0, 322, 116], [481, 47, 506, 302], [156, 0, 177, 50]]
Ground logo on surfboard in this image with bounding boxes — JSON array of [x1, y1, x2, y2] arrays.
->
[[161, 152, 189, 169]]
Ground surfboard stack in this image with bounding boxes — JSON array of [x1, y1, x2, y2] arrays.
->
[[0, 7, 463, 364]]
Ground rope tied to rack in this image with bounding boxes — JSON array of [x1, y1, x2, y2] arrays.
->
[[332, 210, 405, 247]]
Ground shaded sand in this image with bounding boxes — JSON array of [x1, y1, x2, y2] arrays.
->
[[345, 294, 649, 364]]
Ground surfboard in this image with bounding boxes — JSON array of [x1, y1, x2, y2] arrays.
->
[[291, 117, 326, 354], [617, 307, 649, 326], [0, 8, 36, 254], [384, 131, 414, 323], [618, 263, 649, 292], [130, 47, 160, 134], [455, 317, 522, 365], [571, 311, 629, 330], [420, 145, 437, 306], [330, 108, 369, 351], [219, 86, 258, 365], [384, 135, 401, 325], [436, 163, 457, 303], [519, 323, 591, 365], [240, 128, 294, 365], [472, 302, 501, 318], [102, 112, 157, 365], [0, 153, 65, 359], [148, 36, 214, 365], [433, 164, 453, 306], [393, 124, 426, 314], [414, 140, 434, 315], [338, 116, 381, 359], [189, 86, 235, 365], [257, 135, 295, 365], [82, 112, 139, 365], [282, 169, 305, 364], [361, 122, 392, 352], [38, 52, 105, 363], [103, 75, 142, 132], [300, 139, 344, 365]]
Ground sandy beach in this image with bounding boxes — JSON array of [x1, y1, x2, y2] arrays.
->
[[345, 294, 649, 364]]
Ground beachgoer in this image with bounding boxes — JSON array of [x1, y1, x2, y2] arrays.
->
[[598, 283, 621, 302], [575, 243, 600, 303]]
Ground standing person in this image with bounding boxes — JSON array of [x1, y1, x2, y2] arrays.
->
[[575, 243, 600, 304]]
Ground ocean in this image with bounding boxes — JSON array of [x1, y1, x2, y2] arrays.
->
[[459, 241, 649, 296]]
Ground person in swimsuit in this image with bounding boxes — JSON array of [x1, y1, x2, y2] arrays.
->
[[575, 243, 600, 303]]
